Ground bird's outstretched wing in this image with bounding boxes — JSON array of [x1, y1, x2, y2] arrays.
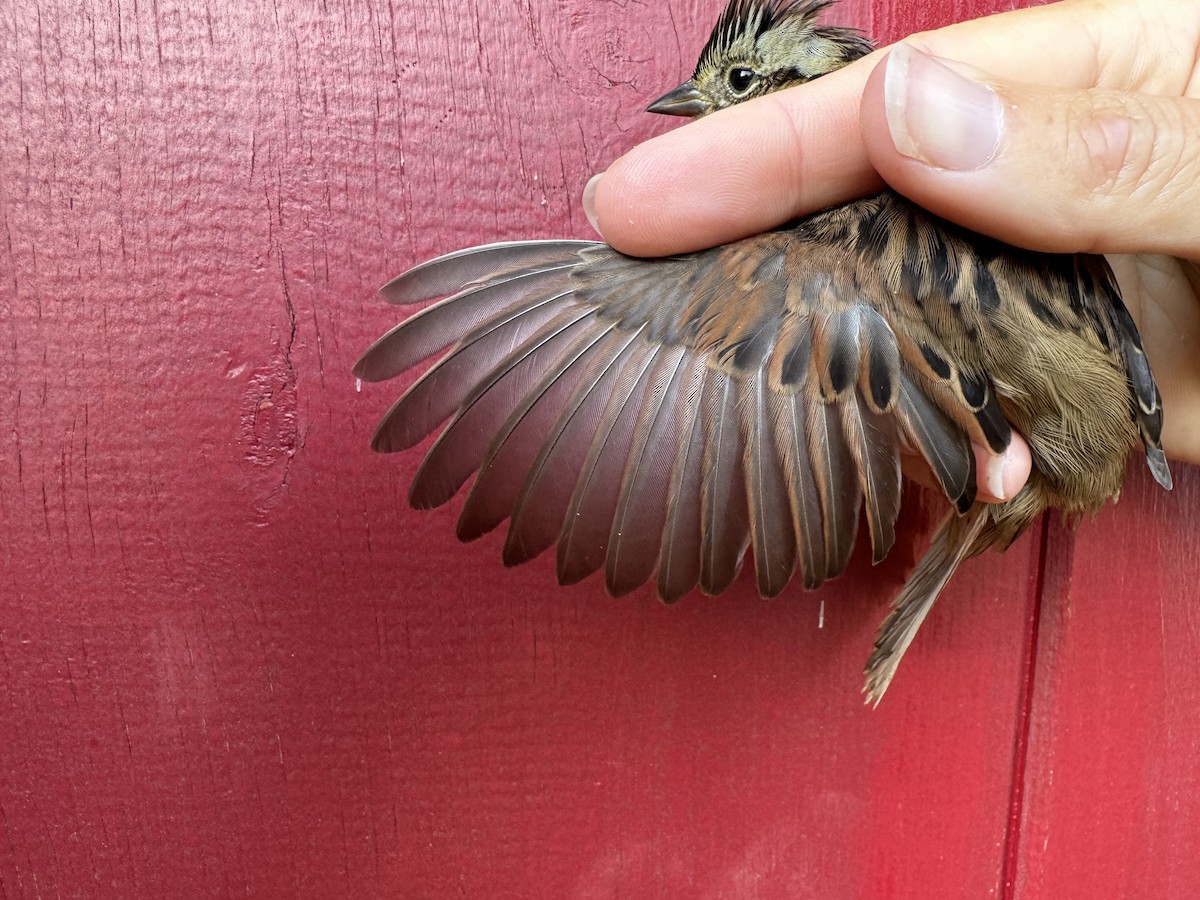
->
[[355, 227, 982, 601]]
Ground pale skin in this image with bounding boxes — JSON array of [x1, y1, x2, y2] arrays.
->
[[584, 0, 1200, 502]]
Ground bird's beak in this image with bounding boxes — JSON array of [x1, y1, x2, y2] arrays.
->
[[646, 80, 709, 118]]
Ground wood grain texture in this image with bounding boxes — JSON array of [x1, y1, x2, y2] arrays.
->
[[1013, 467, 1200, 900], [0, 0, 1195, 897]]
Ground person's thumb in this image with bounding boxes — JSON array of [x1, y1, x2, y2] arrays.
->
[[860, 42, 1200, 258]]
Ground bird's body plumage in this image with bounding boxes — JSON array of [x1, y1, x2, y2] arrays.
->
[[356, 0, 1170, 701]]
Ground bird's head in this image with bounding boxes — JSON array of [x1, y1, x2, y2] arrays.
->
[[647, 0, 874, 117]]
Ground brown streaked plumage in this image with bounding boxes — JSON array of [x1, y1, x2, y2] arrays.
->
[[355, 0, 1172, 702]]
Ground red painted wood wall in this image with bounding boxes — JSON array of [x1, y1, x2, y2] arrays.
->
[[3, 0, 1198, 896]]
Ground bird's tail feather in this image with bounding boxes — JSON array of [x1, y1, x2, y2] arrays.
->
[[863, 504, 990, 705]]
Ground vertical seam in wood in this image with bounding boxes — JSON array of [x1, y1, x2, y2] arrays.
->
[[1000, 514, 1050, 899]]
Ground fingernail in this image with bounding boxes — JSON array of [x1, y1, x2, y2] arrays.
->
[[583, 173, 603, 236], [884, 43, 1003, 171], [985, 450, 1010, 501]]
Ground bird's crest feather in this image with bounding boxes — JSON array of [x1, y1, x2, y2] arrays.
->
[[698, 0, 834, 71]]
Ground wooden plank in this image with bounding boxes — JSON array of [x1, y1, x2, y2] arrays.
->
[[1013, 466, 1200, 899]]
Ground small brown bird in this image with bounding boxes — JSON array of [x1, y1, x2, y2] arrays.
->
[[356, 0, 1172, 702]]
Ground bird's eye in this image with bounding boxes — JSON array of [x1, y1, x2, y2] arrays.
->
[[727, 67, 757, 94]]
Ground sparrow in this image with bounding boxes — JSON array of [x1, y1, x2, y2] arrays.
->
[[355, 0, 1172, 702]]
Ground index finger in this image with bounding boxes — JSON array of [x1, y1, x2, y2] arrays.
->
[[590, 0, 1186, 258]]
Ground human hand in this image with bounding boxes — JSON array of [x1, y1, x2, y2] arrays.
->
[[584, 0, 1200, 501]]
